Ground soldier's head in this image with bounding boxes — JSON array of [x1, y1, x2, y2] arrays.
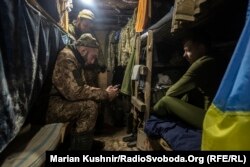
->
[[183, 32, 211, 64], [75, 33, 99, 65], [76, 9, 95, 33]]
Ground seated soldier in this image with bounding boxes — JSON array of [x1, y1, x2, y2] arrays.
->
[[46, 33, 119, 150], [151, 33, 223, 129]]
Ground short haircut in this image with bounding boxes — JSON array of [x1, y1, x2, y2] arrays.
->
[[182, 30, 212, 53]]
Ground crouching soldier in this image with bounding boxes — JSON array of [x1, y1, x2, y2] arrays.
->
[[46, 33, 119, 150]]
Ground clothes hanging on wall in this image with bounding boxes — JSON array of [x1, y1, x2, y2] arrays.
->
[[135, 0, 149, 32], [106, 7, 137, 91], [131, 65, 144, 80], [117, 8, 137, 67], [120, 47, 136, 95], [106, 30, 120, 72]]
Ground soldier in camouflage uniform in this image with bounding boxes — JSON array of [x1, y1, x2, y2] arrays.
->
[[68, 9, 95, 40], [68, 9, 105, 87], [68, 9, 107, 134], [46, 33, 119, 150]]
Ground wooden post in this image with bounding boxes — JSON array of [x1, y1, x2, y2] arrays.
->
[[144, 30, 153, 123]]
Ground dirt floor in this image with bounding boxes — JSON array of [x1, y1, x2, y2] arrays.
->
[[94, 125, 139, 151]]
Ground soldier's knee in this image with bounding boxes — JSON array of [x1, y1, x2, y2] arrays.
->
[[152, 96, 174, 117], [84, 100, 98, 116], [154, 96, 170, 110], [87, 100, 98, 110]]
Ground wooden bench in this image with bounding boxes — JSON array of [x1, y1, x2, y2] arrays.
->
[[0, 123, 68, 167]]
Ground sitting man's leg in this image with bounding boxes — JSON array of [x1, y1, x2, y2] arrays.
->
[[47, 97, 99, 150], [152, 96, 206, 129]]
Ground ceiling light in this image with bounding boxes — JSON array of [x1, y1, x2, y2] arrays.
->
[[80, 0, 94, 6]]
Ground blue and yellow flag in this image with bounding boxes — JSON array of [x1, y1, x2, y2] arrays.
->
[[202, 1, 250, 150]]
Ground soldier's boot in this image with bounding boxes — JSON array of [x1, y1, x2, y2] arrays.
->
[[69, 131, 105, 151], [122, 133, 137, 142], [69, 131, 94, 150]]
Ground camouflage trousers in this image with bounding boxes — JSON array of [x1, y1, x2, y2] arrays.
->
[[46, 96, 98, 133]]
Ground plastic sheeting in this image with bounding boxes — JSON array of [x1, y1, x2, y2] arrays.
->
[[0, 0, 68, 152]]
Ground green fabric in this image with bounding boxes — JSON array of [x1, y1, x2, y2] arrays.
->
[[153, 96, 205, 129], [166, 56, 216, 99], [120, 48, 136, 95], [153, 56, 218, 129], [119, 9, 137, 95]]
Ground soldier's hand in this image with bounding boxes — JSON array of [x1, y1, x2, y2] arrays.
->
[[106, 85, 119, 101], [106, 85, 119, 92]]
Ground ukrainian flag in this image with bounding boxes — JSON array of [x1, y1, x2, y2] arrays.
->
[[202, 1, 250, 150]]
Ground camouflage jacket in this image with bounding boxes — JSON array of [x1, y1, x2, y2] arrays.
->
[[50, 46, 109, 101]]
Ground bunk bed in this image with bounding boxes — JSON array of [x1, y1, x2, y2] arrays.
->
[[133, 0, 247, 151], [132, 1, 199, 151], [140, 0, 228, 43]]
